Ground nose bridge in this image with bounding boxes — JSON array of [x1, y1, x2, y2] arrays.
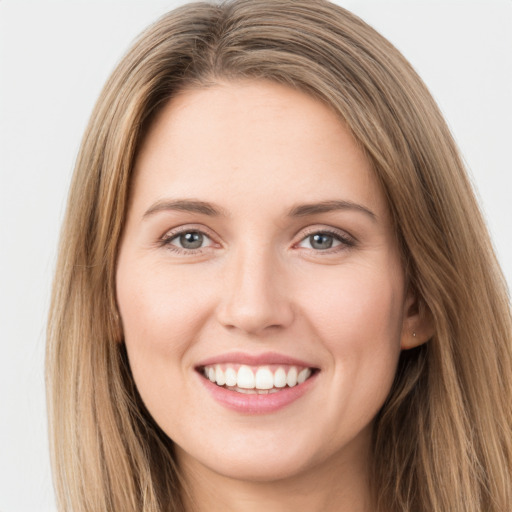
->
[[217, 239, 294, 334]]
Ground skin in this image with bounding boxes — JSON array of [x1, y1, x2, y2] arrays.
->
[[116, 80, 428, 512]]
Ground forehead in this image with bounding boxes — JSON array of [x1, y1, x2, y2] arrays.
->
[[131, 80, 387, 220]]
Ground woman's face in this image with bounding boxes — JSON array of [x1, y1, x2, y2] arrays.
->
[[116, 80, 413, 482]]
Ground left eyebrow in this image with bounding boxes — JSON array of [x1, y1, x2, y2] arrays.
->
[[143, 199, 227, 218], [287, 200, 377, 222]]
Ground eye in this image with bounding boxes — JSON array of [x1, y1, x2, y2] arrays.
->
[[297, 230, 354, 251], [161, 229, 214, 252]]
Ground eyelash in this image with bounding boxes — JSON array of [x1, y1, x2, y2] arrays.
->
[[159, 226, 356, 255], [297, 227, 356, 254]]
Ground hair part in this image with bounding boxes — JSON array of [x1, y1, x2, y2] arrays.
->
[[47, 1, 512, 510]]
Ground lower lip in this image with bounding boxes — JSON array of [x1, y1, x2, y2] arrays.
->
[[197, 372, 318, 414]]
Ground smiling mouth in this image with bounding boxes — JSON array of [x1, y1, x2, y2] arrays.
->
[[198, 363, 318, 394]]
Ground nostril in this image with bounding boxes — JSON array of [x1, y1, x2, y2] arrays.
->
[[215, 274, 295, 334]]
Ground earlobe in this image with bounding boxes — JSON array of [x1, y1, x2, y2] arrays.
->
[[400, 289, 435, 350], [401, 329, 427, 350]]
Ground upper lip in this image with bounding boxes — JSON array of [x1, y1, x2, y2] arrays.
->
[[196, 351, 319, 369]]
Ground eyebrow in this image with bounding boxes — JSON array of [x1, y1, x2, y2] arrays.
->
[[143, 199, 226, 218], [143, 198, 376, 221], [287, 200, 376, 221]]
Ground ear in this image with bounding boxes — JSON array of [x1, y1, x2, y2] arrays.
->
[[400, 287, 435, 350]]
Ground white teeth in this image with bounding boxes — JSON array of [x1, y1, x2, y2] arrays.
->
[[235, 387, 254, 394], [215, 365, 226, 386], [225, 367, 237, 387], [202, 363, 314, 391], [255, 367, 274, 390], [274, 367, 287, 388], [286, 367, 298, 387], [237, 365, 255, 389], [225, 387, 272, 395], [297, 368, 311, 384]]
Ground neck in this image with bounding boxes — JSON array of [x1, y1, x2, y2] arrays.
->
[[177, 430, 374, 512]]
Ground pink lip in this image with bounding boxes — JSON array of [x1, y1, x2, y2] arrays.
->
[[195, 352, 319, 414], [196, 351, 317, 368], [198, 375, 318, 414]]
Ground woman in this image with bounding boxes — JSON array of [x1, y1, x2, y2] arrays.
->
[[46, 1, 512, 511]]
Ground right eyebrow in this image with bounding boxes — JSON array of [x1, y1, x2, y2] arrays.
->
[[287, 199, 377, 222], [143, 199, 227, 218]]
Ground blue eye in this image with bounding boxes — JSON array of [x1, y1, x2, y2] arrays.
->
[[298, 231, 353, 251], [308, 233, 337, 250], [163, 230, 213, 251], [177, 232, 205, 249]]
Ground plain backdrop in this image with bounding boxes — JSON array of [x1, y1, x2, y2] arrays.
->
[[0, 1, 511, 510]]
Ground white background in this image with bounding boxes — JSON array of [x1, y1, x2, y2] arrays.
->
[[0, 1, 510, 510]]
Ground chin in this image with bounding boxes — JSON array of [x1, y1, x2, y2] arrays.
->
[[196, 452, 314, 483], [174, 426, 334, 484]]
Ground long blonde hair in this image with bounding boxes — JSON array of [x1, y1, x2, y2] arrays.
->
[[46, 1, 512, 510]]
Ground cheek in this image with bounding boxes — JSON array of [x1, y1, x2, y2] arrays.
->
[[302, 262, 404, 347], [116, 258, 223, 436], [117, 259, 211, 351], [296, 261, 404, 421], [115, 257, 216, 412]]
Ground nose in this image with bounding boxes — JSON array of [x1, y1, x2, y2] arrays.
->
[[216, 245, 295, 335]]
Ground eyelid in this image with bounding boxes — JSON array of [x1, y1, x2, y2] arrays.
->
[[299, 224, 357, 243], [298, 224, 355, 239], [293, 225, 357, 251], [159, 224, 220, 252]]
